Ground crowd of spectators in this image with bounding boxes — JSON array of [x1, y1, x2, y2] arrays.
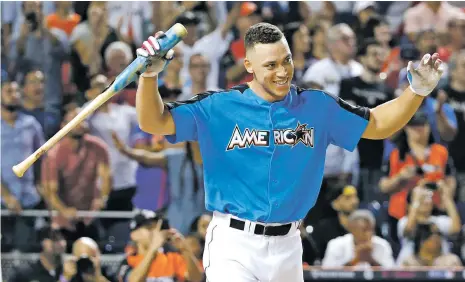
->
[[2, 1, 465, 281]]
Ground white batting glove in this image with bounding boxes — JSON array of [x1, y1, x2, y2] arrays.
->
[[407, 53, 444, 96], [136, 31, 175, 77]]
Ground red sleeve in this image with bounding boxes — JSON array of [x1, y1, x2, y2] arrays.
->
[[41, 146, 60, 183]]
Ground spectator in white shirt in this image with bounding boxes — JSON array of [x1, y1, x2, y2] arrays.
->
[[175, 5, 240, 93], [84, 75, 139, 229], [301, 23, 363, 96], [396, 185, 462, 265], [322, 210, 395, 268]]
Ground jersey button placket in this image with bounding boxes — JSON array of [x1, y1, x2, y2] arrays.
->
[[269, 104, 280, 219]]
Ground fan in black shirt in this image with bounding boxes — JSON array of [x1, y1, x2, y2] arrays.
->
[[303, 184, 359, 265], [339, 38, 394, 202], [437, 50, 465, 200], [9, 225, 66, 282]]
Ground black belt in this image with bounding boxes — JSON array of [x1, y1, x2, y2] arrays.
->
[[229, 218, 293, 236]]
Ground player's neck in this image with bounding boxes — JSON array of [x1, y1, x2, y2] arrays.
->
[[248, 80, 284, 103]]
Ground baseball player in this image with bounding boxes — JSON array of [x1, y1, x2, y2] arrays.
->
[[134, 23, 443, 282]]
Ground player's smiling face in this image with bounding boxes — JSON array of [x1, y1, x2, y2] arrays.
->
[[245, 38, 294, 99]]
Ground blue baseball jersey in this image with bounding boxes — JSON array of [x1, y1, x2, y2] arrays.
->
[[165, 84, 370, 223]]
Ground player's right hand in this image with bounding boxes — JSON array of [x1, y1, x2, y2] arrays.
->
[[137, 31, 175, 77]]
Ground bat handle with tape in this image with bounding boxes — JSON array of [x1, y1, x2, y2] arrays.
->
[[12, 23, 187, 178]]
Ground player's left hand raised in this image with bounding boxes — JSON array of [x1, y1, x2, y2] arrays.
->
[[407, 53, 444, 97]]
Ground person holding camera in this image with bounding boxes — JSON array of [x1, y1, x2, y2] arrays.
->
[[396, 185, 462, 265], [60, 237, 113, 282], [116, 210, 203, 282], [379, 110, 457, 240]]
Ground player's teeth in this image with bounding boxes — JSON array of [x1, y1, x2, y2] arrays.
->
[[275, 79, 287, 85]]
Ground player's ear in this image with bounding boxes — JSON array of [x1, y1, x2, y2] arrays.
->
[[244, 57, 253, 74]]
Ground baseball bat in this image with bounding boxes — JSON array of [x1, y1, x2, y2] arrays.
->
[[12, 23, 187, 178]]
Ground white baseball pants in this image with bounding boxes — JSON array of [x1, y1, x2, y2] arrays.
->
[[203, 211, 304, 282]]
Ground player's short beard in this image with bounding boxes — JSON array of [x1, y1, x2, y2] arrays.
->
[[253, 72, 285, 99]]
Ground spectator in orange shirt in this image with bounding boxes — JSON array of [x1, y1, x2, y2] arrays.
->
[[225, 2, 262, 89], [379, 110, 456, 238], [46, 1, 81, 37], [117, 210, 203, 282]]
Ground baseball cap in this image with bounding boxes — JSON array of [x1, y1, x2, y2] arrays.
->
[[130, 209, 169, 231], [175, 11, 201, 26], [327, 184, 358, 202], [407, 111, 428, 126], [353, 1, 376, 15]]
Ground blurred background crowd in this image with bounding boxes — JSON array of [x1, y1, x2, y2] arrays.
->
[[2, 1, 465, 281]]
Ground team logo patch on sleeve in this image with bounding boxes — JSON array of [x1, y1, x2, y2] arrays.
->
[[226, 122, 314, 151]]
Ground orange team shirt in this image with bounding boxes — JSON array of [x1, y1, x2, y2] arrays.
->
[[46, 13, 81, 36], [385, 144, 450, 220], [117, 245, 187, 282]]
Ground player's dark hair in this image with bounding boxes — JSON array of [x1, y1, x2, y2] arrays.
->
[[244, 23, 284, 50]]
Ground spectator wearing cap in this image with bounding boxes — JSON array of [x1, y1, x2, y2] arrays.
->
[[41, 108, 111, 247], [9, 224, 66, 282], [339, 39, 395, 202], [351, 1, 378, 47], [224, 2, 262, 89], [1, 80, 45, 252], [117, 210, 203, 282], [403, 1, 464, 44], [379, 111, 457, 238], [396, 185, 461, 265], [322, 210, 395, 268], [307, 184, 360, 265], [438, 51, 465, 202], [176, 4, 239, 94], [20, 69, 61, 138], [8, 0, 69, 112]]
